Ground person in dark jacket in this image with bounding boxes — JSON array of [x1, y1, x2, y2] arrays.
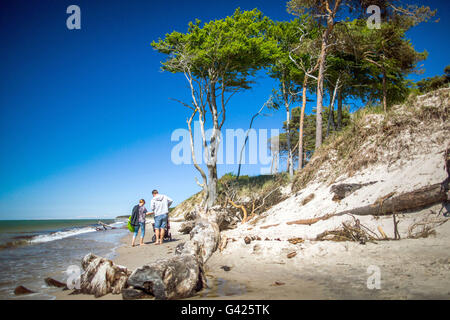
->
[[130, 199, 148, 247]]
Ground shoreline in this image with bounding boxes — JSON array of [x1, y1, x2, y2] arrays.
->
[[0, 220, 127, 300]]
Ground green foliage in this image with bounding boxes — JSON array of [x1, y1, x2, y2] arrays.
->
[[274, 104, 352, 165], [416, 65, 450, 94], [152, 8, 280, 206], [267, 17, 316, 84], [336, 17, 429, 108], [218, 172, 288, 194], [151, 2, 439, 188], [151, 8, 278, 91], [267, 16, 322, 108], [216, 172, 290, 206]]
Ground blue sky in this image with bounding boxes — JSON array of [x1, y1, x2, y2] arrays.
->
[[0, 0, 448, 219]]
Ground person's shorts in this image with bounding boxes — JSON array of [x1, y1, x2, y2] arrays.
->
[[154, 214, 168, 229]]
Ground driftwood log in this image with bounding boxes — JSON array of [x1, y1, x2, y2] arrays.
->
[[179, 220, 196, 234], [334, 182, 448, 217], [293, 181, 448, 228], [184, 208, 199, 221], [296, 149, 450, 224], [175, 218, 220, 264], [328, 150, 449, 215], [77, 253, 131, 298], [124, 254, 206, 300], [287, 214, 334, 226]]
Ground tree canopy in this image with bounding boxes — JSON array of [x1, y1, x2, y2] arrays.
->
[[152, 2, 439, 207], [416, 65, 450, 94], [152, 8, 278, 208]]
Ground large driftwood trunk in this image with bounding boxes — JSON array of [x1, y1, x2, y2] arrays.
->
[[176, 218, 220, 264], [124, 254, 206, 300], [291, 150, 449, 225], [335, 182, 448, 217], [208, 205, 240, 231], [79, 253, 131, 298], [181, 205, 240, 234], [330, 148, 449, 217], [179, 220, 196, 234]]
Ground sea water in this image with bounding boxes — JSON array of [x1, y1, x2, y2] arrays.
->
[[0, 219, 128, 300]]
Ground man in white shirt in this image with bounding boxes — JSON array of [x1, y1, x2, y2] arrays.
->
[[148, 189, 173, 245]]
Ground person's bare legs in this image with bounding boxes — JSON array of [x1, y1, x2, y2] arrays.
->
[[155, 228, 160, 244], [139, 224, 145, 245], [159, 228, 165, 244], [131, 236, 136, 247]]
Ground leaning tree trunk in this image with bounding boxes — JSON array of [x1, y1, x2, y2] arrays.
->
[[326, 77, 340, 138], [298, 77, 308, 170], [315, 43, 326, 150], [382, 70, 387, 113], [237, 98, 271, 179], [282, 81, 294, 178], [287, 105, 294, 178], [326, 105, 335, 138], [315, 0, 341, 150], [204, 79, 223, 209], [206, 164, 218, 209], [337, 88, 343, 130], [326, 94, 334, 138]]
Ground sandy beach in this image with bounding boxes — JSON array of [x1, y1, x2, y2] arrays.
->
[[53, 208, 450, 300], [51, 134, 450, 300], [53, 221, 326, 300]]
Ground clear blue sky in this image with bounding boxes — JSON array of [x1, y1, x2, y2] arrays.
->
[[0, 0, 448, 219]]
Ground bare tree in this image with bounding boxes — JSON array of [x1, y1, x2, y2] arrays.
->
[[152, 9, 277, 209], [237, 96, 274, 179]]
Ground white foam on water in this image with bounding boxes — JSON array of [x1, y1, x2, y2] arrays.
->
[[29, 227, 96, 244], [28, 221, 127, 245], [110, 221, 126, 228]]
